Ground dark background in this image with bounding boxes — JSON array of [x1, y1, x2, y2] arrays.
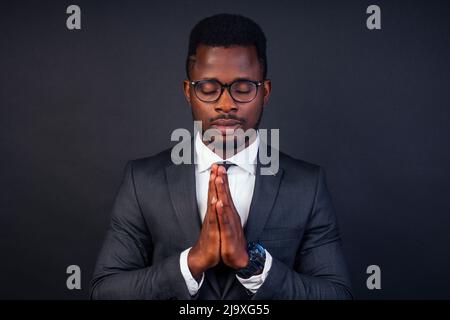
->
[[1, 0, 449, 299]]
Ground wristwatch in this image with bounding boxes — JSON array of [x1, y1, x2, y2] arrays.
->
[[236, 242, 266, 279]]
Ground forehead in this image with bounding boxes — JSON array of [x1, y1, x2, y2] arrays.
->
[[191, 44, 262, 81]]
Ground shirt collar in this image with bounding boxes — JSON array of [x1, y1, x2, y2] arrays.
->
[[194, 131, 259, 175]]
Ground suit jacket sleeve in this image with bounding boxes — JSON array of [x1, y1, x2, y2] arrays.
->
[[253, 167, 353, 299], [90, 161, 193, 300]]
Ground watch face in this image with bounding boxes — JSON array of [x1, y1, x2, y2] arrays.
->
[[249, 242, 266, 259], [237, 242, 266, 278]]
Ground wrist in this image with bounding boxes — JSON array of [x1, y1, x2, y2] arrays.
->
[[187, 249, 206, 281], [236, 242, 266, 279]]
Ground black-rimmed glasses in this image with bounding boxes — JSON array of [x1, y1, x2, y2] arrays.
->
[[190, 79, 264, 103]]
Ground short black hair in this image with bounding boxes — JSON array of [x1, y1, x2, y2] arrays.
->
[[186, 13, 268, 80]]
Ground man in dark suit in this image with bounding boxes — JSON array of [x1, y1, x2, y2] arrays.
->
[[91, 13, 352, 300]]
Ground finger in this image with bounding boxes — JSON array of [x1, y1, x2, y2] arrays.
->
[[208, 195, 218, 223], [215, 173, 243, 227], [210, 164, 219, 187], [217, 166, 232, 198], [216, 200, 229, 225], [209, 198, 220, 239], [207, 171, 217, 209], [216, 167, 236, 213], [202, 173, 215, 228], [211, 163, 219, 175], [216, 166, 242, 226], [216, 175, 234, 208], [216, 200, 233, 237], [208, 164, 219, 198]]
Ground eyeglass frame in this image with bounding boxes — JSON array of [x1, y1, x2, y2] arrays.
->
[[189, 78, 266, 103]]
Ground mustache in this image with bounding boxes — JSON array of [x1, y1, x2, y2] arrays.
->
[[209, 114, 246, 124]]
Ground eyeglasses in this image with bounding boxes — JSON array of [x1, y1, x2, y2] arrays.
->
[[189, 79, 264, 103]]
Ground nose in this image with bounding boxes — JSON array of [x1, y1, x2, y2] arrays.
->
[[214, 87, 238, 113]]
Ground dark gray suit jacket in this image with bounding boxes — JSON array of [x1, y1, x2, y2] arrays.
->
[[90, 143, 353, 300]]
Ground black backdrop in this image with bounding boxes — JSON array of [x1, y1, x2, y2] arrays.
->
[[1, 0, 449, 299]]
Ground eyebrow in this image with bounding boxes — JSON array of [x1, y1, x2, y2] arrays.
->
[[198, 77, 254, 83]]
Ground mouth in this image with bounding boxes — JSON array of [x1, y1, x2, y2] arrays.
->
[[210, 119, 242, 135]]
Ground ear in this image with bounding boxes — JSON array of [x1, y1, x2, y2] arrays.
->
[[262, 79, 272, 106], [183, 80, 191, 105]]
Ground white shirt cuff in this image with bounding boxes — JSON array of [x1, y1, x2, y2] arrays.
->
[[236, 249, 273, 294], [179, 247, 205, 296]]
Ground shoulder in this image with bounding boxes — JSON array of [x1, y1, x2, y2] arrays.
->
[[126, 146, 174, 177], [277, 150, 324, 184], [279, 150, 319, 172]]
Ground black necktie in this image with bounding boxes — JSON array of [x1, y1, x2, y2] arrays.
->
[[217, 161, 236, 172], [213, 161, 235, 292]]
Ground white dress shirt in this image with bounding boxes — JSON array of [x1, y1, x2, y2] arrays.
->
[[179, 131, 273, 296]]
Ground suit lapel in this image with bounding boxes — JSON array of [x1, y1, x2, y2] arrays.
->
[[165, 162, 201, 248], [245, 139, 284, 242], [244, 162, 284, 242]]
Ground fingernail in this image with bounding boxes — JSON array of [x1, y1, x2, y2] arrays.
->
[[212, 196, 216, 203]]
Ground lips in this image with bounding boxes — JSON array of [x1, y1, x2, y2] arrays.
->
[[210, 119, 242, 135], [211, 119, 242, 126]]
